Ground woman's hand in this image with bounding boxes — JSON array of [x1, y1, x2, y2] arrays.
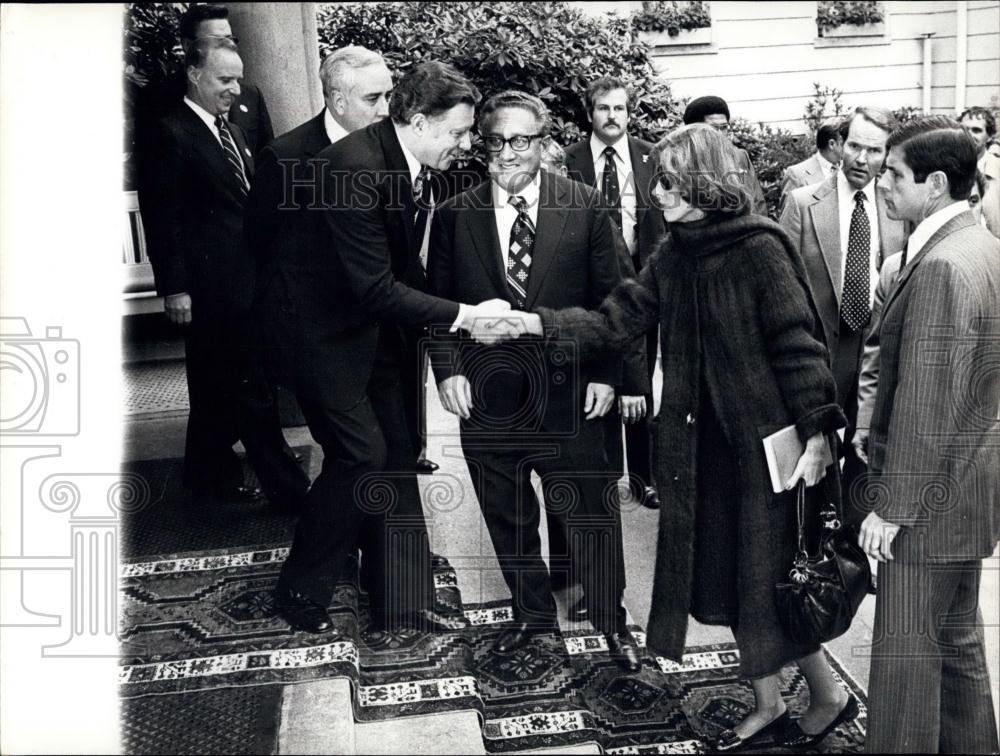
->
[[784, 432, 829, 490]]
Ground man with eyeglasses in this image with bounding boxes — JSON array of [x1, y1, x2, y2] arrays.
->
[[780, 106, 909, 526], [427, 90, 642, 672], [134, 4, 274, 157]]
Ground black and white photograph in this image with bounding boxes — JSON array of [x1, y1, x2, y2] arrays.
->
[[1, 2, 998, 753]]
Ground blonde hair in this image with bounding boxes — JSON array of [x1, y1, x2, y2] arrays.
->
[[653, 123, 751, 215]]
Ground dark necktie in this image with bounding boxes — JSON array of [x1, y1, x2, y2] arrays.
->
[[841, 190, 872, 331], [506, 195, 535, 308], [214, 116, 249, 195], [601, 145, 622, 230], [413, 165, 432, 241]]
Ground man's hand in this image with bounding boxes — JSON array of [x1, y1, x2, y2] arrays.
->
[[619, 396, 647, 424], [164, 292, 192, 326], [584, 383, 615, 420], [438, 375, 473, 419], [858, 511, 901, 563], [852, 427, 870, 465], [461, 299, 511, 344], [784, 432, 829, 489]]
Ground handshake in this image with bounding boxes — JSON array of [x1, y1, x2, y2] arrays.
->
[[458, 298, 542, 345]]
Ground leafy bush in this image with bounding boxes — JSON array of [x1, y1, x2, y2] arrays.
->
[[631, 1, 711, 35], [316, 1, 683, 150], [729, 118, 812, 219], [803, 82, 848, 133], [817, 1, 884, 33]]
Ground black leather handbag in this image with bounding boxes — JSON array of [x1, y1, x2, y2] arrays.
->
[[774, 480, 871, 645]]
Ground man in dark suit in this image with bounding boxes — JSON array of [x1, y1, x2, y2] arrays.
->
[[856, 117, 999, 754], [264, 61, 509, 634], [428, 90, 642, 672], [565, 76, 660, 512], [780, 106, 909, 524], [682, 95, 768, 216], [137, 37, 309, 509], [249, 47, 461, 633], [134, 4, 273, 158]]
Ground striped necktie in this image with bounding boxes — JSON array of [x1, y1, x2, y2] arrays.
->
[[214, 115, 249, 195], [602, 145, 622, 230], [506, 195, 534, 308]]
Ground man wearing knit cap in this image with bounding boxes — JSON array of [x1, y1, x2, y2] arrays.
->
[[682, 95, 768, 216]]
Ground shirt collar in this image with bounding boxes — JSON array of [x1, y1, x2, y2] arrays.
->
[[906, 200, 969, 260], [816, 152, 837, 175], [323, 108, 350, 145], [836, 170, 877, 208], [492, 171, 541, 211], [392, 122, 423, 184], [590, 133, 629, 168], [184, 96, 220, 133]]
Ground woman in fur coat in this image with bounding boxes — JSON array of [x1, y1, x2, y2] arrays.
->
[[510, 124, 857, 751]]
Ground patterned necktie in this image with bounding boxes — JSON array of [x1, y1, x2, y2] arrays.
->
[[214, 116, 249, 195], [841, 190, 872, 331], [413, 165, 433, 246], [506, 195, 535, 308], [602, 145, 622, 230]]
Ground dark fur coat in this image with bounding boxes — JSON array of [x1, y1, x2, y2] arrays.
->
[[538, 212, 846, 678]]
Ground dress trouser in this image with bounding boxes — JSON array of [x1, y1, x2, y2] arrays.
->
[[462, 417, 627, 636], [866, 530, 998, 754], [182, 307, 309, 505], [275, 323, 434, 619]]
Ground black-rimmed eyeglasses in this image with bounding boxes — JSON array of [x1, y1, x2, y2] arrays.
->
[[483, 134, 546, 153]]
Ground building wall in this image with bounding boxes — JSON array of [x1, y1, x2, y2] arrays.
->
[[572, 1, 1000, 133]]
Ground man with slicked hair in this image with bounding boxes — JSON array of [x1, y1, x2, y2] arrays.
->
[[856, 115, 999, 754], [269, 61, 510, 636]]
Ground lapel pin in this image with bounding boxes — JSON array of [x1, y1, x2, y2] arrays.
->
[[239, 104, 249, 113], [244, 147, 251, 157], [642, 154, 650, 163]]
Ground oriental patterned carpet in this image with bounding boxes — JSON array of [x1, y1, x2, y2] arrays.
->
[[119, 454, 868, 753]]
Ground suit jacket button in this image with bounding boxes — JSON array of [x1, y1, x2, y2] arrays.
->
[[686, 413, 695, 426]]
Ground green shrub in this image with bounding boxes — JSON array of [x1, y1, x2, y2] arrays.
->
[[816, 1, 884, 34], [316, 1, 683, 150], [729, 118, 812, 219], [631, 1, 711, 35]]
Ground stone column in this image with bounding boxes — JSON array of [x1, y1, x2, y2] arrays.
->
[[226, 2, 323, 138]]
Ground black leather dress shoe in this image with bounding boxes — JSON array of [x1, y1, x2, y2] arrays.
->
[[429, 552, 448, 569], [639, 486, 660, 509], [493, 621, 558, 653], [706, 710, 790, 752], [607, 630, 642, 673], [194, 484, 265, 503], [415, 458, 440, 474], [780, 693, 859, 749], [568, 596, 588, 621], [274, 588, 334, 633]]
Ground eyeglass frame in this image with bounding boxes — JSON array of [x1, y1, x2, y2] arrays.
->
[[482, 133, 548, 153]]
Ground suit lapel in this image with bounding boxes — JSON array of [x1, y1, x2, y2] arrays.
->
[[808, 176, 843, 306], [464, 181, 508, 296], [567, 142, 597, 187], [881, 211, 977, 321], [303, 112, 331, 157], [175, 106, 247, 202], [629, 137, 654, 228], [378, 119, 419, 254], [525, 171, 568, 308]]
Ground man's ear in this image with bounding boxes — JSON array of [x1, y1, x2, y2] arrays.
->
[[330, 90, 345, 116], [928, 170, 949, 198], [410, 112, 428, 134], [186, 65, 200, 87]]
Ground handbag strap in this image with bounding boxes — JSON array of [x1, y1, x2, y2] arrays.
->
[[794, 479, 810, 561]]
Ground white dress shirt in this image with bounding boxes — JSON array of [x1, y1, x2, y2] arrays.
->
[[492, 172, 541, 274], [836, 173, 881, 306], [184, 97, 248, 173], [905, 200, 969, 263], [590, 133, 638, 255], [323, 108, 350, 145], [816, 152, 838, 178]]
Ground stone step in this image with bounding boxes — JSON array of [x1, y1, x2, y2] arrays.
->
[[278, 678, 356, 754], [354, 710, 485, 754]]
